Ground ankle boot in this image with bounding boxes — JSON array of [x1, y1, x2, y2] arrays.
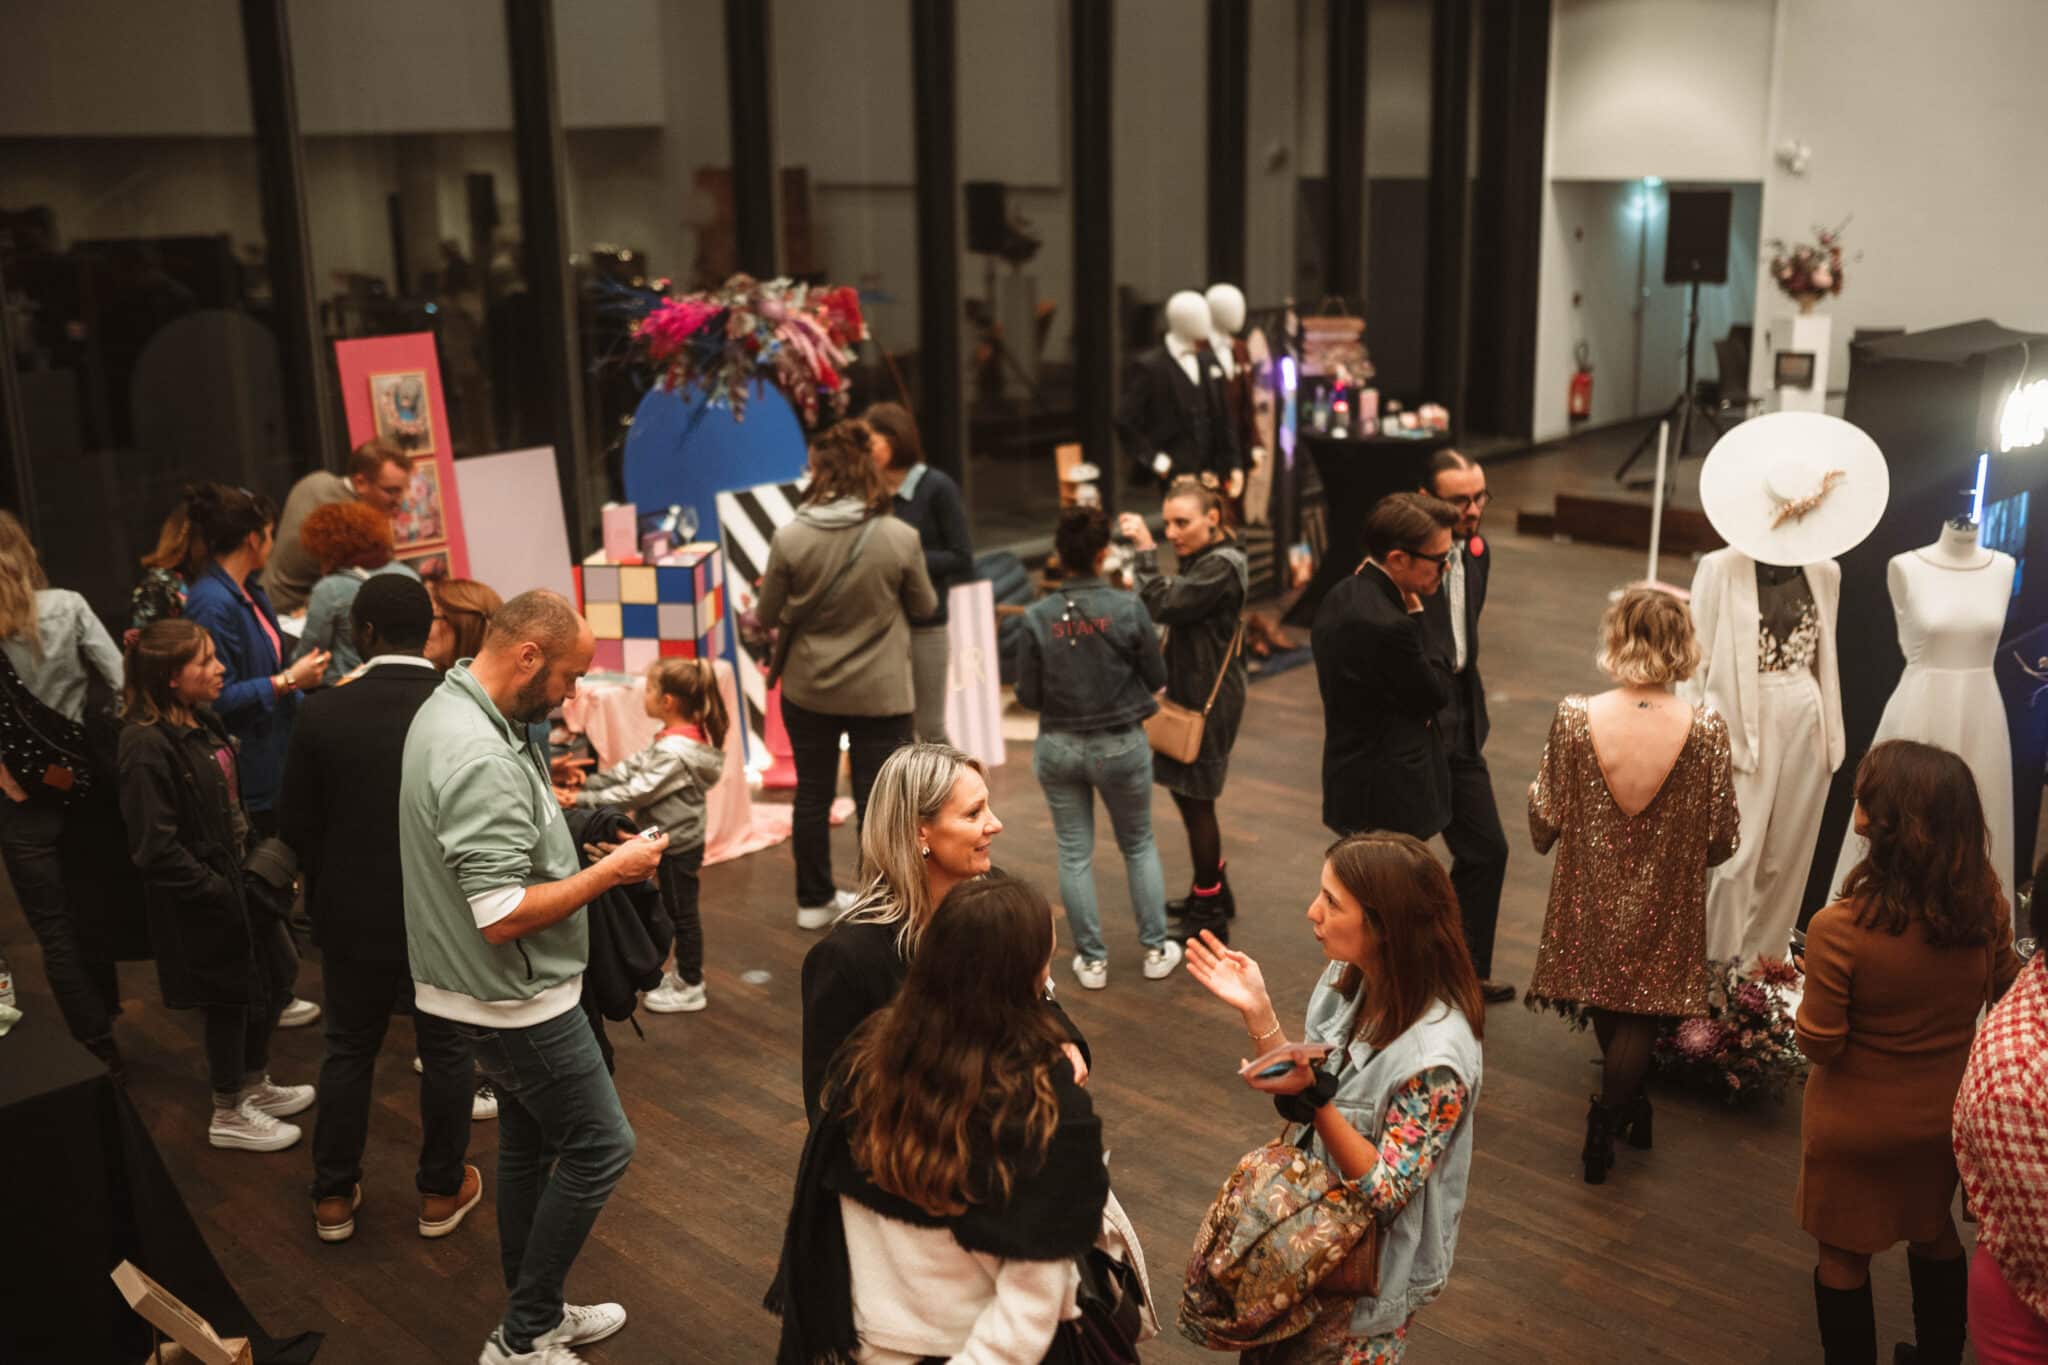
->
[[1581, 1095, 1616, 1184], [1620, 1092, 1653, 1150], [1814, 1270, 1877, 1365], [1169, 887, 1232, 947], [1898, 1252, 1966, 1365], [1168, 866, 1234, 921]]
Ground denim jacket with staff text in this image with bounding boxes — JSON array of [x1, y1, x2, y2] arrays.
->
[[1012, 576, 1167, 733]]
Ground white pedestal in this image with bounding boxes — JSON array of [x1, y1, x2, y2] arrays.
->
[[1770, 311, 1832, 414]]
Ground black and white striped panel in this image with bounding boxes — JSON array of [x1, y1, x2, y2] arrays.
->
[[717, 477, 808, 764]]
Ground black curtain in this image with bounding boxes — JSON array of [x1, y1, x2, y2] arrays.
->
[[1463, 0, 1548, 439]]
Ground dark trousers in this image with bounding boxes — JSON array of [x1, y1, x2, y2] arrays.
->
[[658, 844, 705, 984], [1441, 683, 1509, 980], [311, 958, 472, 1199], [204, 1003, 275, 1100], [781, 697, 912, 908], [0, 798, 116, 1046]]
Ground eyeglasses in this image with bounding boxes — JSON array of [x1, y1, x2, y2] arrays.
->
[[1443, 491, 1491, 511], [1400, 548, 1453, 569]]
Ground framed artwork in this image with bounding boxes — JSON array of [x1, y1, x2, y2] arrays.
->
[[393, 460, 446, 546], [399, 550, 449, 582], [369, 369, 436, 456]]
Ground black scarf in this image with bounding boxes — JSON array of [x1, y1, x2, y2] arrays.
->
[[764, 1059, 1109, 1365]]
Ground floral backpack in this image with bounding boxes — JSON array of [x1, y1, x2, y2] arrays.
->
[[1178, 1133, 1380, 1350]]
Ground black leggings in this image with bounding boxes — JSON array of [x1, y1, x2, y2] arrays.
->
[[204, 1003, 275, 1101], [1591, 1009, 1656, 1105], [1170, 791, 1224, 888], [658, 844, 705, 985]]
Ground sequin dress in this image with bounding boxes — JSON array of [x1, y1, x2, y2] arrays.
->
[[1526, 696, 1740, 1017]]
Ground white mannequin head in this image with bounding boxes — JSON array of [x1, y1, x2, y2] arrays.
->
[[1165, 291, 1211, 346], [1205, 283, 1246, 336]]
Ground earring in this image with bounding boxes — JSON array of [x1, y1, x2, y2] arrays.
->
[[920, 845, 931, 859]]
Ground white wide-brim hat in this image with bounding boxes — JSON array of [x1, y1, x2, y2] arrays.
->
[[1697, 412, 1890, 566]]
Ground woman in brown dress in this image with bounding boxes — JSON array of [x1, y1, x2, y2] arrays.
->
[[1798, 739, 2020, 1365], [1527, 587, 1739, 1184]]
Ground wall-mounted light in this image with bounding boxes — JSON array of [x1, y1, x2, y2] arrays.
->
[[1642, 175, 1665, 189], [2002, 378, 2048, 453], [1775, 140, 1812, 176]]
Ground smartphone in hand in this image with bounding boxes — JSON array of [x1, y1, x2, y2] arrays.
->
[[1240, 1041, 1333, 1081]]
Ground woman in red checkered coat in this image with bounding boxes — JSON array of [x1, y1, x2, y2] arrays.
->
[[1796, 740, 2022, 1364]]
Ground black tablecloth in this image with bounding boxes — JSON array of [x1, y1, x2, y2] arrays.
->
[[1285, 430, 1455, 624], [0, 1016, 321, 1364]]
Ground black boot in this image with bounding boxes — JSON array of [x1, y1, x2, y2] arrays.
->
[[1170, 895, 1231, 947], [1814, 1270, 1877, 1365], [1167, 867, 1235, 921], [1581, 1095, 1616, 1184], [1897, 1252, 1966, 1365], [1619, 1092, 1653, 1150]]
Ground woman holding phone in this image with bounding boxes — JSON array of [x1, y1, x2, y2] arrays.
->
[[1186, 832, 1485, 1363]]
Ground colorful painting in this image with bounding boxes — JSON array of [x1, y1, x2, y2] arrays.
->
[[334, 334, 468, 577], [369, 369, 436, 456], [393, 461, 446, 547]]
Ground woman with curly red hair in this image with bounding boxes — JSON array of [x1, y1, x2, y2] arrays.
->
[[290, 500, 417, 685], [1799, 739, 2022, 1363]]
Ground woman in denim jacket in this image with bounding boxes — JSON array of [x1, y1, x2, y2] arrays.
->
[[1014, 506, 1181, 991], [1188, 831, 1486, 1363]]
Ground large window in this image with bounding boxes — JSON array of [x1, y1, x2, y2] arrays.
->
[[0, 0, 282, 621]]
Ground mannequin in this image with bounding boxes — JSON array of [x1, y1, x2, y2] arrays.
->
[[1827, 515, 2017, 904], [1682, 546, 1844, 965], [1204, 283, 1261, 504], [1113, 290, 1243, 489]]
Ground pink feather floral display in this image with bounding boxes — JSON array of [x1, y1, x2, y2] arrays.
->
[[635, 274, 866, 424]]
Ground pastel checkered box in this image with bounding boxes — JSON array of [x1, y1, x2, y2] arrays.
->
[[573, 542, 725, 674]]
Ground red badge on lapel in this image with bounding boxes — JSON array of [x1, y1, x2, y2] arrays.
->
[[1468, 534, 1486, 558]]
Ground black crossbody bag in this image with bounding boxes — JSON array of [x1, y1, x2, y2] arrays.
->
[[0, 647, 95, 806]]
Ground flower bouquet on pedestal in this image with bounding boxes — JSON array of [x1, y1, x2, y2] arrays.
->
[[1651, 956, 1808, 1105], [635, 274, 867, 424], [1767, 221, 1855, 314]]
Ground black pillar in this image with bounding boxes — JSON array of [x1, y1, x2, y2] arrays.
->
[[725, 0, 777, 277], [1325, 0, 1367, 305], [1464, 0, 1548, 439], [911, 0, 963, 481], [1205, 0, 1249, 289], [506, 0, 588, 548], [1072, 0, 1116, 501], [0, 258, 32, 525], [240, 0, 336, 475], [1425, 0, 1473, 425]]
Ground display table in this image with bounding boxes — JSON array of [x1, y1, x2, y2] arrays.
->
[[1286, 430, 1456, 624], [0, 1020, 320, 1364], [561, 659, 836, 865]]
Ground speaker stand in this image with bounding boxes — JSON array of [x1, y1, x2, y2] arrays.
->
[[1613, 280, 1726, 489]]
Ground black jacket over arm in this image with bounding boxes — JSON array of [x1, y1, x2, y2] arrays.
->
[[1311, 564, 1455, 839], [275, 662, 440, 965], [1418, 536, 1491, 749]]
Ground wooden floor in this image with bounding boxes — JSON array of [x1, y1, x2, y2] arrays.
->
[[2, 515, 1965, 1363]]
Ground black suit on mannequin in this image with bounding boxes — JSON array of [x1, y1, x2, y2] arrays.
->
[[1419, 536, 1510, 982], [1114, 344, 1243, 487]]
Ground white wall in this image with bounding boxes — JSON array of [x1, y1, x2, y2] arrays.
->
[[1548, 0, 1774, 182], [1748, 0, 2048, 399], [1114, 0, 1208, 308]]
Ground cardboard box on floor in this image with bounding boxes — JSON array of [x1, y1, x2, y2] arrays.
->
[[112, 1261, 252, 1365]]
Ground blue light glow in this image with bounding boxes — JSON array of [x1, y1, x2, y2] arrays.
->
[[1280, 357, 1297, 393], [1643, 175, 1665, 188], [1973, 451, 1988, 525]]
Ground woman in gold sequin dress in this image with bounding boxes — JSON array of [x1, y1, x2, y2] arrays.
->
[[1527, 587, 1740, 1184]]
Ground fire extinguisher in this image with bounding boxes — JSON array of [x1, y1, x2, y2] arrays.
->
[[1568, 341, 1593, 422]]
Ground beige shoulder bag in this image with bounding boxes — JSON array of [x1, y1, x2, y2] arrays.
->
[[1144, 620, 1244, 764]]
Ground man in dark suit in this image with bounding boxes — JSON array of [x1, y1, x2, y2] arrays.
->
[[277, 574, 480, 1245], [1419, 451, 1515, 1003], [1312, 492, 1458, 842]]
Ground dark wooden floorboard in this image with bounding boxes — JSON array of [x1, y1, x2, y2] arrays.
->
[[3, 515, 1963, 1362]]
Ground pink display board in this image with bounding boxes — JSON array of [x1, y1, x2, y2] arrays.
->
[[334, 333, 469, 580]]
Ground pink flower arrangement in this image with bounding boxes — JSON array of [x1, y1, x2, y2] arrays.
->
[[1675, 1018, 1725, 1060], [1650, 958, 1808, 1106], [1767, 221, 1857, 306], [635, 274, 867, 425]]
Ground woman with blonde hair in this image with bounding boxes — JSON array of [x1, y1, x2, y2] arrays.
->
[[798, 740, 1011, 1116], [0, 510, 126, 1069], [1527, 586, 1739, 1183]]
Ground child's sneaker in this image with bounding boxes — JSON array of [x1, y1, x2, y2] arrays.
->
[[642, 972, 708, 1013]]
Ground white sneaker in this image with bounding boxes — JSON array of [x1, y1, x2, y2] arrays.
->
[[277, 996, 321, 1028], [533, 1302, 627, 1349], [796, 888, 857, 931], [210, 1099, 302, 1152], [642, 972, 708, 1013], [471, 1081, 499, 1121], [1143, 940, 1184, 980], [477, 1333, 587, 1365], [242, 1075, 317, 1118], [1071, 955, 1108, 991]]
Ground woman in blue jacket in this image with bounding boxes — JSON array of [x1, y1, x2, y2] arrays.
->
[[179, 484, 330, 837]]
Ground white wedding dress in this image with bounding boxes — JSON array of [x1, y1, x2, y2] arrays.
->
[[1827, 549, 2016, 901]]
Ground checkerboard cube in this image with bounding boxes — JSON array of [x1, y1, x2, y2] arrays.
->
[[573, 542, 724, 673]]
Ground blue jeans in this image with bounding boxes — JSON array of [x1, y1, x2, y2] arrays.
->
[[451, 1002, 637, 1352], [1033, 727, 1168, 961]]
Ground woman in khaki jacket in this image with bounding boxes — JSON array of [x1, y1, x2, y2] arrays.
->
[[758, 420, 937, 930]]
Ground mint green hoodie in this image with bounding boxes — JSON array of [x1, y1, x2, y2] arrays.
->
[[400, 665, 584, 1005]]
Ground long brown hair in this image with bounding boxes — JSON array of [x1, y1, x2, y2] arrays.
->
[[1842, 739, 2005, 947], [840, 876, 1069, 1217], [803, 419, 889, 512], [0, 510, 49, 651], [862, 401, 924, 472], [141, 506, 207, 575], [124, 620, 211, 726], [433, 578, 502, 661], [1326, 832, 1486, 1046], [647, 656, 729, 750]]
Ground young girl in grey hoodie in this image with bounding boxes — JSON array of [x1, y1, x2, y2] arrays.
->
[[566, 657, 727, 1012]]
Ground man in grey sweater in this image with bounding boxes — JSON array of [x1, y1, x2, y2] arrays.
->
[[400, 590, 665, 1365]]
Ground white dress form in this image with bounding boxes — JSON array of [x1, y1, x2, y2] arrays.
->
[[1827, 520, 2016, 902]]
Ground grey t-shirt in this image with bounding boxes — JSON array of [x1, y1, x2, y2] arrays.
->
[[264, 470, 355, 615]]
